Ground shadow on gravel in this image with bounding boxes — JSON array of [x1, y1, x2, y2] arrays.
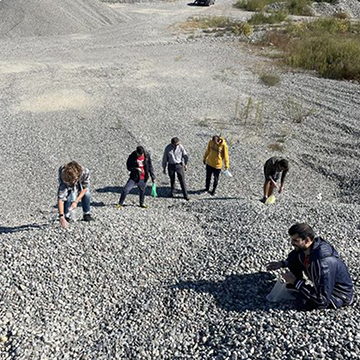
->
[[52, 201, 106, 208], [97, 186, 173, 199], [173, 272, 295, 312], [0, 224, 43, 235]]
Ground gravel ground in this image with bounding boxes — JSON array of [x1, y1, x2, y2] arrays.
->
[[0, 0, 359, 359]]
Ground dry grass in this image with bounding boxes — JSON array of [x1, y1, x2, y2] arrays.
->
[[259, 73, 281, 86]]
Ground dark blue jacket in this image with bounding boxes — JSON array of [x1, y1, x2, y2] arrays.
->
[[287, 237, 354, 309]]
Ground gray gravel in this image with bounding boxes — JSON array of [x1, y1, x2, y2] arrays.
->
[[0, 0, 360, 359]]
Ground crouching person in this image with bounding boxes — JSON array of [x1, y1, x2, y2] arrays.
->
[[266, 223, 354, 310], [58, 161, 93, 228], [118, 146, 155, 208]]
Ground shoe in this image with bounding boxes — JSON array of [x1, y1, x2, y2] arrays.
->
[[170, 191, 174, 198], [83, 214, 94, 222], [115, 204, 123, 209], [184, 196, 190, 201], [260, 197, 267, 203], [140, 204, 148, 208], [210, 190, 215, 196], [65, 217, 71, 223]]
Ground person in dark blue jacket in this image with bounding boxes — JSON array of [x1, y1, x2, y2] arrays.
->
[[266, 223, 354, 310]]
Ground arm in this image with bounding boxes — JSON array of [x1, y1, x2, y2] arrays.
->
[[264, 159, 273, 181], [162, 147, 168, 172], [182, 145, 189, 166], [203, 141, 211, 165], [126, 154, 138, 172], [286, 258, 336, 309], [147, 153, 156, 182], [279, 170, 288, 192], [223, 141, 229, 169], [57, 199, 68, 228], [266, 260, 286, 271]]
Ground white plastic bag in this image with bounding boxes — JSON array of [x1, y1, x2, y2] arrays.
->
[[266, 279, 296, 302], [223, 169, 233, 178]]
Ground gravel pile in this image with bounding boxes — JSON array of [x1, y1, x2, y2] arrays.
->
[[312, 0, 360, 17], [0, 0, 359, 358], [0, 0, 124, 38]]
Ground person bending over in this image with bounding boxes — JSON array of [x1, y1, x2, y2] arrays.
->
[[58, 161, 93, 228], [261, 157, 289, 203]]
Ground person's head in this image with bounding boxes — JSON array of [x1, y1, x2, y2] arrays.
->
[[171, 137, 180, 148], [212, 135, 223, 145], [278, 159, 289, 172], [62, 161, 82, 185], [136, 146, 145, 156], [288, 223, 315, 252]]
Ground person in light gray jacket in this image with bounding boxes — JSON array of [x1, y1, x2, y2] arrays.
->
[[162, 137, 189, 200]]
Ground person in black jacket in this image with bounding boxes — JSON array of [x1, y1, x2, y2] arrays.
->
[[118, 146, 156, 208], [261, 157, 289, 203], [266, 223, 354, 310]]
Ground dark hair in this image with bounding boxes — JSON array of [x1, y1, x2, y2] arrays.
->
[[278, 159, 289, 171], [171, 137, 179, 145], [136, 146, 145, 155], [288, 223, 315, 240], [212, 135, 219, 142]]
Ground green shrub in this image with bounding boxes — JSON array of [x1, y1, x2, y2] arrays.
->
[[260, 73, 281, 86], [249, 11, 288, 24], [285, 0, 313, 16], [235, 0, 277, 11], [286, 35, 360, 80]]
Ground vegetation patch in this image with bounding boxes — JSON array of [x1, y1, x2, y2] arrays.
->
[[262, 18, 360, 81], [248, 11, 288, 25], [235, 0, 277, 11], [259, 73, 281, 86], [180, 16, 252, 36]]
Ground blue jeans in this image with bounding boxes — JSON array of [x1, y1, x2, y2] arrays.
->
[[119, 179, 147, 206], [64, 188, 91, 215]]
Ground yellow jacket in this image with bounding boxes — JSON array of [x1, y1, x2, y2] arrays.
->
[[203, 138, 229, 170]]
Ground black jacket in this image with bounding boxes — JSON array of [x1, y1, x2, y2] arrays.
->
[[126, 151, 155, 183], [287, 237, 354, 309]]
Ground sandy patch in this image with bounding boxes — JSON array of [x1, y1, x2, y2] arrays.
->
[[16, 89, 95, 113]]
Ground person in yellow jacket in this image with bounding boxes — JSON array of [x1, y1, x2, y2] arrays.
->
[[203, 136, 229, 195]]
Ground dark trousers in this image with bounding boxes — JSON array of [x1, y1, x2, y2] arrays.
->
[[168, 164, 188, 198], [206, 165, 221, 193], [119, 179, 147, 206]]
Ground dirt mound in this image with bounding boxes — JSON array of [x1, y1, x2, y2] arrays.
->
[[0, 0, 124, 38]]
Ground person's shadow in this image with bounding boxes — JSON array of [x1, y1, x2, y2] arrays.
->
[[172, 272, 295, 312], [96, 185, 175, 199]]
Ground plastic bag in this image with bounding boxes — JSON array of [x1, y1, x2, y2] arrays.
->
[[151, 183, 157, 198], [223, 169, 233, 178], [266, 279, 296, 302], [265, 194, 276, 205]]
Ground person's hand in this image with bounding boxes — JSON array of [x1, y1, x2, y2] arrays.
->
[[60, 216, 68, 229], [266, 261, 283, 271], [70, 201, 78, 211], [152, 179, 156, 184], [203, 160, 206, 165], [279, 184, 284, 193], [163, 168, 166, 175], [137, 167, 142, 173], [282, 271, 296, 284], [184, 164, 187, 171]]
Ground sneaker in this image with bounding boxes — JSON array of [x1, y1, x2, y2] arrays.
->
[[140, 204, 148, 208], [260, 196, 267, 203], [184, 196, 190, 201], [115, 204, 123, 209], [170, 191, 174, 198], [83, 214, 94, 222], [209, 190, 215, 196]]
